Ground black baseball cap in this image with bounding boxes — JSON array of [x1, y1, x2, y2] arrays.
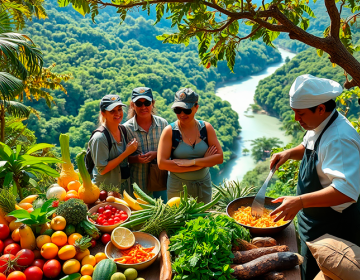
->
[[100, 95, 127, 111], [171, 88, 198, 109], [131, 87, 153, 102]]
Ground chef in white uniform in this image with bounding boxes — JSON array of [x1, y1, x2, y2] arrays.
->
[[269, 74, 360, 280]]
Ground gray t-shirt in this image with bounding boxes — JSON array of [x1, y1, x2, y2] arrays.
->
[[88, 126, 127, 187]]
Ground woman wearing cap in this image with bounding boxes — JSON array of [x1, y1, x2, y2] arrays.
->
[[124, 87, 168, 200], [157, 88, 223, 203], [88, 94, 138, 189], [269, 74, 360, 280]]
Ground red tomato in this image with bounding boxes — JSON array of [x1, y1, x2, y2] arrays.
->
[[32, 258, 45, 270], [0, 225, 9, 240], [16, 249, 35, 266], [7, 271, 26, 280], [0, 254, 16, 274], [98, 207, 105, 213], [43, 259, 61, 279], [4, 243, 21, 255], [119, 210, 125, 214], [24, 266, 43, 280], [104, 210, 112, 218], [3, 238, 15, 248], [90, 239, 96, 248], [101, 234, 111, 245], [103, 222, 109, 226], [120, 214, 128, 220], [0, 273, 6, 280], [111, 207, 116, 212], [0, 240, 3, 254]]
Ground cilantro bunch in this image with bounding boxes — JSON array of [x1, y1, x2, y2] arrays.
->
[[169, 215, 251, 280]]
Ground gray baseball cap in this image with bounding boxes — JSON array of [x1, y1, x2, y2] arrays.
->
[[100, 95, 127, 111], [132, 87, 153, 102], [171, 88, 198, 109]]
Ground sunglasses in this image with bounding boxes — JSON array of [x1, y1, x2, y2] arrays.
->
[[135, 100, 152, 107], [173, 107, 192, 115]]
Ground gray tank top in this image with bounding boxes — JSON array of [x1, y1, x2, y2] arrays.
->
[[171, 120, 209, 180]]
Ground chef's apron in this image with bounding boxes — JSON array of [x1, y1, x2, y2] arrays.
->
[[297, 110, 360, 280]]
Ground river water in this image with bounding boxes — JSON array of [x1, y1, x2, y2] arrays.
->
[[213, 48, 297, 184]]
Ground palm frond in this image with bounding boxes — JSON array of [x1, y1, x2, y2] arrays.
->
[[0, 100, 31, 118], [0, 9, 14, 33], [0, 72, 24, 100]]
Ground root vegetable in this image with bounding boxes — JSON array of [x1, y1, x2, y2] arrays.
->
[[159, 231, 172, 280], [232, 239, 258, 251], [231, 252, 303, 279], [233, 246, 289, 264], [262, 271, 285, 280], [252, 237, 277, 248]]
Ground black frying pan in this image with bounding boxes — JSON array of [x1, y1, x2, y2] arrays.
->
[[226, 196, 292, 237]]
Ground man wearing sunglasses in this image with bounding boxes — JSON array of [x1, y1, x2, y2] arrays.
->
[[157, 88, 223, 203], [124, 87, 168, 200]]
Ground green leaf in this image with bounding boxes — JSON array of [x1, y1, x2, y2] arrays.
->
[[58, 0, 71, 7], [25, 143, 54, 155], [72, 0, 90, 16], [316, 49, 324, 57], [300, 5, 316, 18], [8, 209, 30, 219], [41, 198, 56, 214], [0, 142, 13, 158], [225, 43, 236, 72], [3, 171, 13, 187], [30, 207, 42, 220]]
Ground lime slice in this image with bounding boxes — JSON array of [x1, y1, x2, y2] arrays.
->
[[111, 227, 135, 250]]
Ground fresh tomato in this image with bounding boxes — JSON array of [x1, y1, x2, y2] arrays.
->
[[3, 238, 15, 248], [0, 272, 5, 280], [108, 219, 114, 225], [32, 258, 45, 270], [7, 271, 26, 280], [104, 210, 112, 218], [98, 207, 105, 213], [0, 240, 3, 254], [0, 254, 16, 274], [43, 259, 61, 279], [111, 207, 116, 212], [120, 214, 128, 220], [101, 234, 111, 245], [90, 239, 97, 248], [0, 224, 10, 240], [114, 217, 120, 223], [16, 249, 35, 266], [24, 266, 43, 280], [105, 205, 111, 210], [4, 243, 21, 255]]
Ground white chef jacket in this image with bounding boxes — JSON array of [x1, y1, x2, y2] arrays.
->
[[301, 110, 360, 212]]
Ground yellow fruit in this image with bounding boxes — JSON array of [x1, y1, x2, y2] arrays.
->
[[9, 220, 22, 232], [167, 197, 181, 207], [63, 258, 81, 275], [82, 255, 96, 266], [81, 264, 94, 276], [51, 216, 67, 231], [136, 198, 148, 204], [51, 231, 68, 246], [111, 227, 135, 250], [20, 194, 38, 204], [123, 190, 142, 211], [58, 245, 76, 260], [67, 180, 81, 192], [19, 224, 36, 250], [40, 222, 51, 234], [67, 190, 78, 196], [114, 198, 129, 207], [18, 203, 33, 210], [11, 228, 20, 242], [68, 233, 82, 245], [41, 243, 59, 259], [133, 192, 140, 199], [36, 235, 51, 250], [76, 248, 90, 261], [94, 252, 107, 264], [80, 276, 92, 280]]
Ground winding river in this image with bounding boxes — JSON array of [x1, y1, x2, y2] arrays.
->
[[213, 48, 297, 184]]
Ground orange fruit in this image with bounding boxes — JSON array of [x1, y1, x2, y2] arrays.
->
[[80, 264, 94, 276], [80, 276, 92, 280], [75, 249, 90, 261], [111, 227, 135, 250], [68, 233, 82, 245], [58, 245, 76, 260], [27, 207, 34, 213], [94, 252, 107, 263], [81, 255, 96, 266], [63, 259, 81, 275], [11, 228, 20, 242], [67, 180, 81, 192], [51, 216, 67, 231], [41, 243, 59, 259], [51, 231, 68, 246], [18, 202, 33, 210], [36, 235, 52, 249], [67, 190, 78, 196], [64, 193, 79, 201]]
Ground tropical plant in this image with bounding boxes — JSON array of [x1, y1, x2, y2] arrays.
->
[[4, 116, 37, 148], [251, 137, 283, 162], [59, 0, 360, 89], [213, 180, 256, 211], [0, 142, 61, 199]]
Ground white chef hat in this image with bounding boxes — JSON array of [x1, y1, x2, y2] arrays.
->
[[289, 74, 342, 109]]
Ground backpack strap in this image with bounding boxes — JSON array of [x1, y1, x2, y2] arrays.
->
[[170, 122, 182, 159], [198, 120, 208, 145], [89, 126, 112, 152], [119, 124, 128, 143]]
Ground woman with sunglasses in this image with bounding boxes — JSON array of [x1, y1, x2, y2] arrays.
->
[[88, 95, 138, 189], [157, 88, 223, 203], [124, 87, 168, 200]]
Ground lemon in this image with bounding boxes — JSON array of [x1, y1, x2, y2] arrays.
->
[[124, 268, 138, 280], [110, 272, 126, 280], [167, 197, 181, 207], [111, 227, 135, 250]]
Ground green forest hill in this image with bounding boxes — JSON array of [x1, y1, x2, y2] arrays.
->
[[23, 2, 282, 173]]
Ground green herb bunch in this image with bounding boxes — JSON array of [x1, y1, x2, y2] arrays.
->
[[169, 215, 251, 280]]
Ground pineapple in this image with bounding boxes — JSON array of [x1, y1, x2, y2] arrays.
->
[[74, 236, 92, 252]]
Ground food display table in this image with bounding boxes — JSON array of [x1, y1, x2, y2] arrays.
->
[[88, 221, 301, 280]]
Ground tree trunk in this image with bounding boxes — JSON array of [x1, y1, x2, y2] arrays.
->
[[0, 104, 5, 143]]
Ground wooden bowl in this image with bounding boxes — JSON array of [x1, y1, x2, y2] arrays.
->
[[87, 202, 131, 233], [226, 196, 292, 236], [105, 231, 160, 270]]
